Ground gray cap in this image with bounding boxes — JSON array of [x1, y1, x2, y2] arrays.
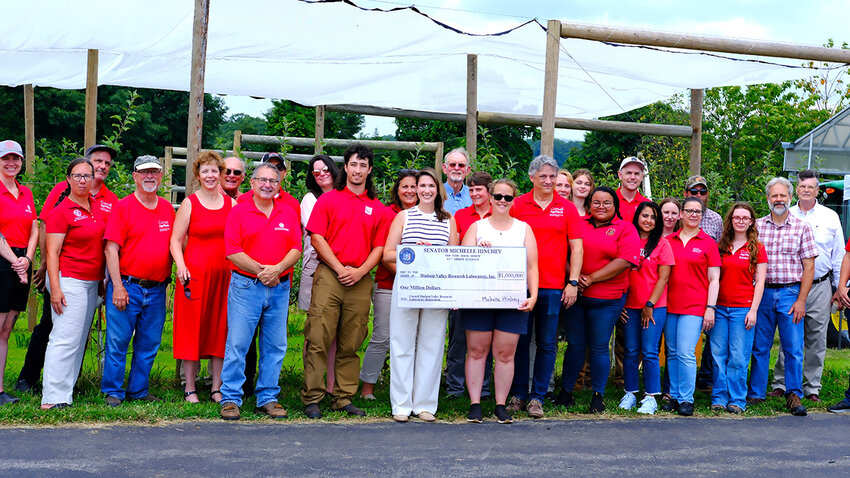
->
[[0, 140, 23, 158], [134, 155, 163, 171], [619, 156, 646, 171]]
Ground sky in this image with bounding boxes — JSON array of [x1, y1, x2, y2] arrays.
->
[[222, 0, 850, 140]]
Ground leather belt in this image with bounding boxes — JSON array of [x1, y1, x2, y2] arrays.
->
[[121, 275, 170, 289], [812, 272, 832, 285], [234, 270, 290, 283], [765, 282, 800, 289]]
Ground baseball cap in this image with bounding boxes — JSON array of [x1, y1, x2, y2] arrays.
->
[[0, 140, 23, 158], [619, 156, 646, 171], [685, 175, 708, 190], [133, 155, 163, 171], [85, 144, 117, 159], [261, 152, 286, 169]]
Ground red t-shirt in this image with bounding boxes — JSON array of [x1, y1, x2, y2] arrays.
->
[[41, 181, 119, 220], [718, 243, 768, 307], [238, 189, 301, 220], [45, 197, 107, 281], [104, 194, 175, 282], [625, 236, 675, 309], [375, 204, 401, 290], [616, 188, 649, 224], [306, 187, 386, 268], [510, 192, 583, 289], [580, 217, 641, 299], [225, 198, 302, 278], [667, 229, 722, 315], [0, 180, 37, 248], [455, 205, 491, 243]]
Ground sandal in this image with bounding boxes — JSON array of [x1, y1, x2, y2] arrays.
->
[[184, 390, 199, 403], [210, 390, 223, 403]]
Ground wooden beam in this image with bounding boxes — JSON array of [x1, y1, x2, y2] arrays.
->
[[170, 152, 342, 164], [466, 54, 478, 164], [23, 84, 35, 177], [84, 49, 98, 149], [315, 105, 325, 154], [164, 147, 174, 203], [559, 21, 850, 63], [541, 20, 562, 157], [689, 89, 704, 175], [232, 130, 241, 155], [185, 0, 210, 195], [434, 142, 444, 175], [326, 104, 466, 123], [240, 134, 441, 152], [477, 111, 692, 137]]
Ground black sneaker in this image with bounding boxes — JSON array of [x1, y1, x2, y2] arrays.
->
[[467, 403, 483, 423], [15, 379, 35, 394], [553, 389, 575, 408], [493, 405, 512, 424], [828, 398, 850, 413], [588, 392, 605, 414], [678, 401, 694, 416], [660, 398, 679, 412]]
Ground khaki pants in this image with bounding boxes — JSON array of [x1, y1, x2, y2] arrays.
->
[[301, 263, 373, 408]]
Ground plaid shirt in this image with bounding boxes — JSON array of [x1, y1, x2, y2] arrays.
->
[[700, 208, 723, 242], [756, 213, 818, 284]]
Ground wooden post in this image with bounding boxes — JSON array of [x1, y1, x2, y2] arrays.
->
[[185, 0, 210, 195], [540, 20, 562, 157], [689, 89, 704, 175], [164, 147, 174, 204], [23, 85, 35, 176], [232, 130, 242, 155], [84, 49, 98, 149], [315, 105, 325, 154], [466, 55, 478, 166], [435, 142, 444, 174]]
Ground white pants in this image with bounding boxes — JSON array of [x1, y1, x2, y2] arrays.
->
[[41, 274, 99, 405], [389, 285, 448, 416]]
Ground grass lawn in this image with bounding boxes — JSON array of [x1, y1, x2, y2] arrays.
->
[[2, 296, 849, 425]]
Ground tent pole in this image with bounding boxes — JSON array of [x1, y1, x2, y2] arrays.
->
[[23, 84, 35, 176], [689, 89, 704, 175], [185, 0, 210, 195], [315, 105, 325, 154], [807, 134, 813, 170], [84, 49, 98, 149], [541, 20, 561, 157], [466, 54, 478, 166]]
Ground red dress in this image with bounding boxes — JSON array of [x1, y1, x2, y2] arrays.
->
[[173, 193, 233, 360]]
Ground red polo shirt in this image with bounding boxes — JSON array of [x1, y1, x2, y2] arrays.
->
[[238, 189, 301, 220], [104, 194, 175, 282], [0, 180, 37, 248], [45, 197, 107, 281], [718, 243, 768, 307], [510, 192, 583, 289], [580, 217, 641, 299], [306, 187, 386, 268], [616, 188, 649, 224], [667, 229, 722, 315], [41, 181, 119, 220], [375, 204, 401, 290], [225, 198, 302, 278], [455, 205, 491, 243], [625, 236, 675, 309]]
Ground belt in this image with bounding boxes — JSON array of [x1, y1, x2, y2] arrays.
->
[[765, 281, 800, 289], [234, 270, 290, 283], [812, 272, 832, 285], [121, 275, 170, 289]]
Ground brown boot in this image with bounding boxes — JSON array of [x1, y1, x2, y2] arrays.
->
[[786, 394, 807, 416], [256, 401, 288, 419]]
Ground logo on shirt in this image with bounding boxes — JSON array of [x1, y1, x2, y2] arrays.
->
[[73, 209, 82, 217], [549, 207, 564, 218], [25, 205, 32, 214], [399, 247, 415, 265], [606, 228, 615, 236], [158, 220, 171, 233], [739, 250, 750, 260], [365, 206, 373, 215], [274, 222, 290, 232], [692, 247, 702, 254], [73, 209, 88, 222], [100, 202, 112, 213]]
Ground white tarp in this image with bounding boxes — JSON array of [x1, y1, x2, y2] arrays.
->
[[0, 0, 838, 118]]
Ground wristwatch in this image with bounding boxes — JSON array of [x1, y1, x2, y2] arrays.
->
[[645, 301, 654, 308], [568, 279, 579, 287], [706, 305, 717, 310]]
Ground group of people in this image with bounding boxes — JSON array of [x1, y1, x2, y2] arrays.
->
[[3, 138, 850, 422]]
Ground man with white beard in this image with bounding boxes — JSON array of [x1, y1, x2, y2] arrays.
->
[[747, 177, 817, 416], [101, 156, 175, 406]]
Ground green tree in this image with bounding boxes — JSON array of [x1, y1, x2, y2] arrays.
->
[[265, 100, 363, 139]]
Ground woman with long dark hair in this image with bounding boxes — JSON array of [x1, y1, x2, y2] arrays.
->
[[710, 203, 766, 413], [619, 201, 674, 414]]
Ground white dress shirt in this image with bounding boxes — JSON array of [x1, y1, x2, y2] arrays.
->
[[790, 202, 845, 284]]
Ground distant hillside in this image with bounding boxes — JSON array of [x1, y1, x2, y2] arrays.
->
[[529, 139, 583, 166]]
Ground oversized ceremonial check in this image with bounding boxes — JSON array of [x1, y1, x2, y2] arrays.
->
[[395, 245, 527, 309]]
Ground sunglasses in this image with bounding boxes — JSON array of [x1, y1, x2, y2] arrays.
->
[[493, 193, 514, 202], [183, 278, 197, 300], [688, 188, 709, 196], [312, 166, 330, 176], [225, 168, 243, 176]]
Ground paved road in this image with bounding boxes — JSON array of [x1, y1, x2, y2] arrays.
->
[[1, 414, 849, 477]]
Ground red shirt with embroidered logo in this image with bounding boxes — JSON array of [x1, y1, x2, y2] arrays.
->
[[580, 217, 641, 300], [41, 181, 119, 220], [45, 197, 107, 281], [625, 236, 676, 309], [104, 194, 175, 282], [307, 187, 386, 268], [455, 205, 491, 243], [667, 229, 722, 315], [616, 187, 649, 224], [225, 197, 302, 278], [238, 189, 301, 220], [718, 243, 768, 307], [0, 179, 37, 248], [375, 204, 401, 290]]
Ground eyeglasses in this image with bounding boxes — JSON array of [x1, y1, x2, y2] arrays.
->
[[312, 166, 330, 176], [253, 177, 280, 185], [225, 168, 243, 176], [135, 169, 161, 176], [688, 188, 709, 196], [70, 173, 94, 182], [797, 184, 817, 191], [591, 200, 614, 208], [492, 193, 514, 202], [731, 216, 752, 223], [446, 162, 467, 169], [683, 208, 703, 216]]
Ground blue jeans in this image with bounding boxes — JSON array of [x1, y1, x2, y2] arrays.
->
[[749, 285, 804, 399], [664, 313, 703, 403], [101, 279, 167, 399], [511, 288, 561, 403], [220, 273, 290, 407], [709, 306, 754, 409], [561, 294, 626, 395], [623, 307, 667, 395]]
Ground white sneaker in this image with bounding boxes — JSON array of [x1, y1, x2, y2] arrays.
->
[[618, 391, 637, 410], [637, 395, 658, 415]]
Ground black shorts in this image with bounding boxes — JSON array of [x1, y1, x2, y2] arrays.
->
[[462, 308, 529, 335], [0, 247, 32, 313]]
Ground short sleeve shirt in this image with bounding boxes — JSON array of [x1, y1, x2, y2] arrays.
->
[[104, 194, 175, 282], [756, 214, 818, 284], [616, 188, 649, 224], [718, 243, 768, 307], [443, 182, 472, 215], [238, 189, 301, 219], [511, 192, 583, 290], [454, 205, 491, 243], [580, 217, 641, 300], [41, 182, 119, 220], [626, 236, 675, 309], [0, 180, 37, 248], [45, 197, 107, 281], [225, 198, 302, 278], [667, 230, 722, 315], [306, 187, 386, 268], [375, 204, 400, 290]]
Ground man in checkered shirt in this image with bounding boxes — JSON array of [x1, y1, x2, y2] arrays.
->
[[747, 177, 817, 416]]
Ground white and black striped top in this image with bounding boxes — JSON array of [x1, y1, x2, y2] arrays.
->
[[400, 206, 451, 246]]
